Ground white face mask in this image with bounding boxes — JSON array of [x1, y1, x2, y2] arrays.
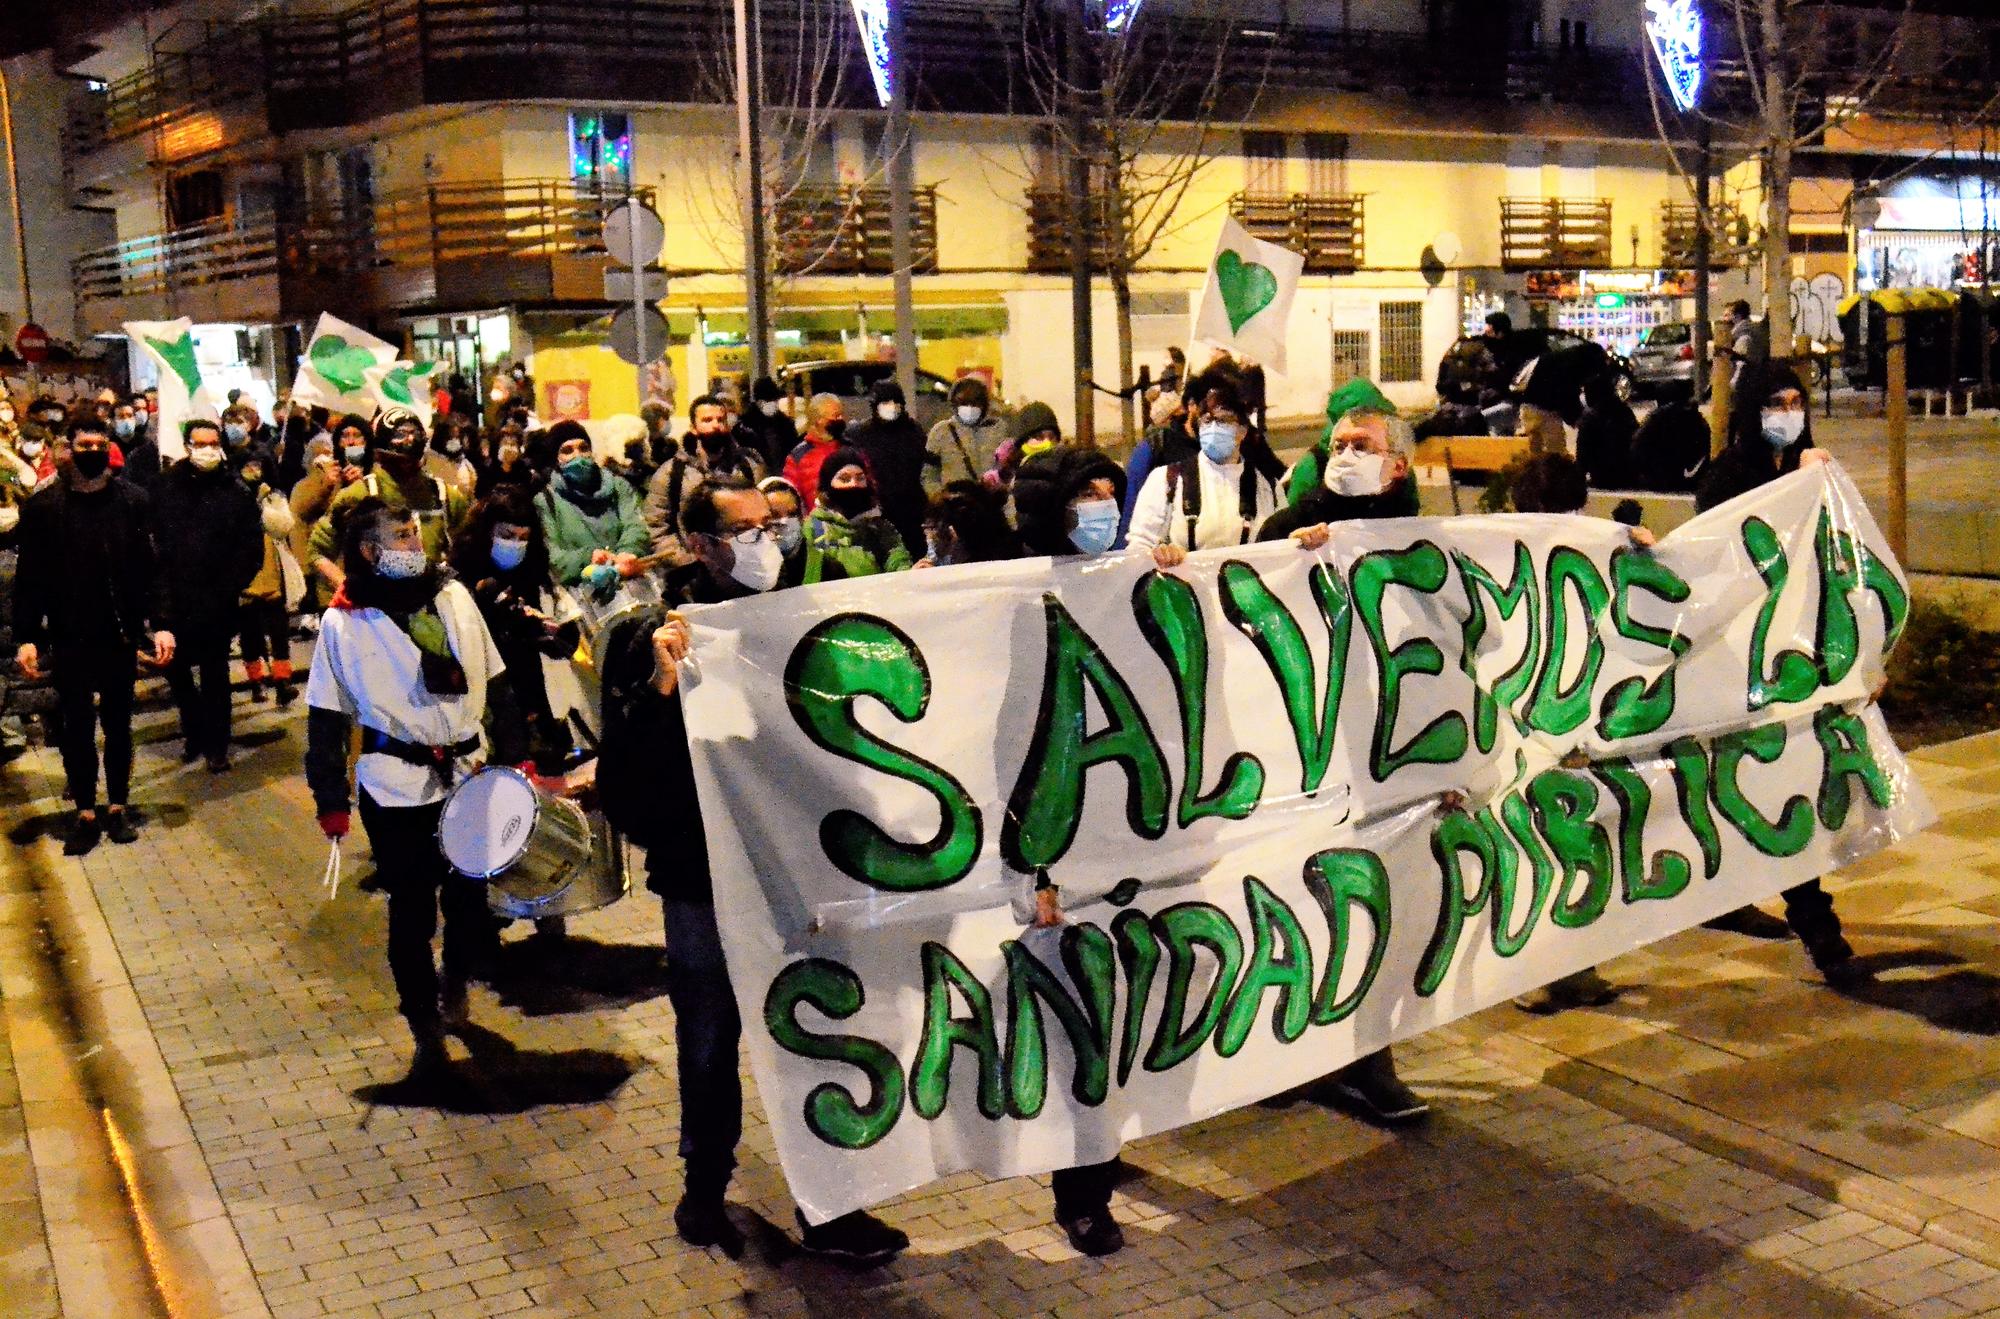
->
[[728, 535, 783, 592], [188, 445, 224, 471], [1760, 409, 1806, 450], [876, 402, 902, 422], [955, 404, 983, 427], [758, 400, 780, 417], [1323, 448, 1387, 498], [373, 546, 428, 580]]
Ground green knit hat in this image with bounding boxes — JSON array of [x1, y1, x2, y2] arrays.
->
[[1323, 377, 1394, 428]]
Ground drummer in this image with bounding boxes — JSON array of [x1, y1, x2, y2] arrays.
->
[[305, 498, 530, 1077], [537, 421, 650, 589], [596, 474, 908, 1265]]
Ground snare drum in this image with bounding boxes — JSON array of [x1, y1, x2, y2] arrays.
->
[[564, 575, 667, 671], [435, 767, 629, 920]]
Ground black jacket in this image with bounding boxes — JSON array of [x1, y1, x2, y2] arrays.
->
[[1258, 479, 1421, 542], [1695, 438, 1811, 514], [10, 477, 163, 650], [737, 410, 798, 473], [846, 414, 930, 547], [152, 461, 264, 634]]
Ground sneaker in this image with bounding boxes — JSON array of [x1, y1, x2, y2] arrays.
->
[[274, 682, 299, 707], [64, 814, 101, 857], [1319, 1051, 1430, 1127], [205, 752, 232, 774], [674, 1194, 745, 1256], [178, 743, 201, 765], [409, 1025, 451, 1078], [1809, 937, 1872, 989], [1057, 1208, 1126, 1257], [440, 979, 471, 1030], [251, 682, 273, 704], [1702, 905, 1792, 939], [104, 811, 138, 845], [796, 1209, 908, 1266], [1514, 966, 1618, 1015]]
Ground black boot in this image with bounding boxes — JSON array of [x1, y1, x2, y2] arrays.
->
[[1318, 1047, 1430, 1126]]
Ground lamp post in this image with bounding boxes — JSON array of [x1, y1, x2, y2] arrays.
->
[[733, 0, 771, 381]]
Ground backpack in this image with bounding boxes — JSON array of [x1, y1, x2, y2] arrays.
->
[[1161, 458, 1270, 550]]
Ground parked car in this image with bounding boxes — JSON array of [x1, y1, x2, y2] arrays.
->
[[1629, 321, 1697, 400], [1435, 327, 1635, 407], [775, 360, 955, 432]]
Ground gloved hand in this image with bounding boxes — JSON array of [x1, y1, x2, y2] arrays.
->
[[318, 811, 350, 840], [583, 563, 620, 591]]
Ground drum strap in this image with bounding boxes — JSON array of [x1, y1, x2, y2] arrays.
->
[[360, 726, 481, 787]]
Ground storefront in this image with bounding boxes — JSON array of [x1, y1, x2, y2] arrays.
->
[[1857, 188, 2000, 293]]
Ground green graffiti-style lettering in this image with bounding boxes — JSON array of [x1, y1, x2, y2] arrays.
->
[[1219, 878, 1316, 1053], [1417, 809, 1495, 995], [1455, 543, 1542, 754], [1482, 804, 1544, 955], [1598, 549, 1692, 741], [1135, 572, 1265, 825], [1143, 904, 1244, 1072], [1742, 517, 1821, 711], [1860, 541, 1910, 655], [1814, 706, 1894, 829], [1666, 736, 1725, 879], [1712, 723, 1815, 857], [1219, 560, 1353, 794], [910, 942, 1006, 1120], [1528, 547, 1611, 737], [1003, 925, 1115, 1117], [1500, 790, 1558, 938], [1003, 595, 1171, 872], [1529, 769, 1616, 928], [763, 959, 905, 1150], [1352, 542, 1469, 781], [785, 615, 984, 892], [1302, 849, 1392, 1024], [1592, 758, 1692, 903], [1814, 511, 1863, 687], [1112, 909, 1158, 1087]]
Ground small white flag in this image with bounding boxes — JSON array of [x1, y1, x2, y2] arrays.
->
[[1190, 215, 1305, 376], [363, 359, 446, 428], [293, 313, 397, 419], [123, 318, 219, 461]]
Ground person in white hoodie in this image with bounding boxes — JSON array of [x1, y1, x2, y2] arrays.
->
[[1123, 375, 1279, 564]]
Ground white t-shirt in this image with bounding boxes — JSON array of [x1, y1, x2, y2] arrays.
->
[[1125, 453, 1278, 553], [305, 579, 506, 808]]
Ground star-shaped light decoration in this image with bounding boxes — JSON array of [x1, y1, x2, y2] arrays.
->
[[1644, 0, 1704, 112], [849, 0, 893, 108]]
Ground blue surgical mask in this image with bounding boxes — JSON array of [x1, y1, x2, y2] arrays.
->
[[1198, 420, 1242, 463], [224, 423, 248, 444], [491, 537, 527, 570], [1760, 409, 1805, 451], [1069, 498, 1120, 556], [113, 417, 137, 438], [772, 516, 802, 556]]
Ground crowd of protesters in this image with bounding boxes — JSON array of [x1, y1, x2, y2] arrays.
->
[[0, 340, 1852, 1266]]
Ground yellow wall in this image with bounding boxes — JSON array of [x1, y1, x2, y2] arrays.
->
[[529, 340, 640, 419]]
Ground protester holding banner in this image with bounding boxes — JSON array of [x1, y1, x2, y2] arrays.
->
[[754, 476, 848, 588], [805, 449, 914, 578], [307, 410, 470, 589], [538, 423, 649, 589], [155, 420, 264, 772], [305, 499, 526, 1077], [596, 473, 910, 1264], [11, 420, 174, 855], [1280, 377, 1399, 508], [1125, 375, 1280, 562]]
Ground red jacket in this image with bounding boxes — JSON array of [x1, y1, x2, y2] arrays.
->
[[782, 432, 841, 509]]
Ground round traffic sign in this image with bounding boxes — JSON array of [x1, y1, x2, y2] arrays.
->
[[608, 305, 671, 366], [602, 200, 666, 269], [14, 322, 49, 363]]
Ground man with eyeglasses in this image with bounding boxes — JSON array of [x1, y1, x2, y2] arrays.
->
[[594, 473, 909, 1266]]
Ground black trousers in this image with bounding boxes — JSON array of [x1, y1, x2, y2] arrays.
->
[[1051, 1159, 1118, 1219], [238, 598, 290, 674], [52, 643, 135, 810], [660, 893, 744, 1197], [357, 788, 494, 1029], [1782, 879, 1844, 952], [165, 623, 235, 758]]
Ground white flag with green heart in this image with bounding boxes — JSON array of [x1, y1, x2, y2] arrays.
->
[[1190, 215, 1305, 376], [363, 359, 446, 428], [293, 312, 398, 419], [123, 317, 220, 461]]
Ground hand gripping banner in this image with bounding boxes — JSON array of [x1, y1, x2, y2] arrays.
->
[[678, 461, 1932, 1223]]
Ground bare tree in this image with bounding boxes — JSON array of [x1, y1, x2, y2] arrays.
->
[[1017, 0, 1264, 446], [1645, 0, 1916, 358]]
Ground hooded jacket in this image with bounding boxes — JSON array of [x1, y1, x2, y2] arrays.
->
[[1013, 447, 1127, 558], [846, 380, 931, 554], [1283, 378, 1397, 507]]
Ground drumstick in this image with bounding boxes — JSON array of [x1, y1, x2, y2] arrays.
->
[[321, 838, 343, 901]]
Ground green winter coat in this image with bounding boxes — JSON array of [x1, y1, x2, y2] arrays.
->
[[806, 505, 912, 578], [1282, 377, 1397, 508], [538, 475, 650, 585]]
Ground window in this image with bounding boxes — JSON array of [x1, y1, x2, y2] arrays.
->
[[1303, 134, 1347, 195], [569, 111, 633, 196], [1244, 132, 1286, 195], [166, 170, 225, 227], [1379, 301, 1425, 383], [1330, 330, 1371, 391]]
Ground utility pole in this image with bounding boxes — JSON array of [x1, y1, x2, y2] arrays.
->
[[1064, 0, 1096, 446], [733, 0, 772, 380], [888, 1, 918, 406], [1693, 117, 1711, 398], [0, 60, 32, 324]]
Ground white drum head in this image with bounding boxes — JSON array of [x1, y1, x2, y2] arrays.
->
[[439, 767, 539, 879]]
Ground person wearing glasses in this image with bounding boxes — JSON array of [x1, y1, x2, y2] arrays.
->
[[1124, 375, 1281, 565]]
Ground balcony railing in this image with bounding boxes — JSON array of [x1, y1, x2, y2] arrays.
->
[[73, 215, 280, 304], [1026, 189, 1121, 275], [66, 29, 262, 156], [1501, 198, 1613, 271], [1659, 201, 1747, 270], [1228, 192, 1363, 273], [772, 186, 939, 276]]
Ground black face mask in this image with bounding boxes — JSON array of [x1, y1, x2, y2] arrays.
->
[[822, 484, 874, 517], [823, 419, 847, 441], [71, 449, 110, 479]]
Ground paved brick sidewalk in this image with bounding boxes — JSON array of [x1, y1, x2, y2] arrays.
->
[[10, 696, 2000, 1317]]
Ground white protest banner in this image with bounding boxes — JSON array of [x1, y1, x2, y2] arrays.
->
[[123, 318, 219, 460], [293, 313, 397, 419], [679, 460, 1931, 1224], [1190, 214, 1306, 375], [362, 358, 446, 428]]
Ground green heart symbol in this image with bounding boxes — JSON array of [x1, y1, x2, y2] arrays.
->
[[310, 334, 378, 396], [1215, 250, 1278, 334], [144, 333, 203, 398], [376, 362, 440, 406]]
